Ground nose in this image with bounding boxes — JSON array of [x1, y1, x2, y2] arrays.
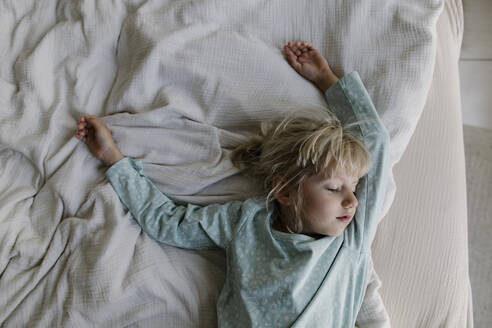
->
[[342, 192, 358, 209]]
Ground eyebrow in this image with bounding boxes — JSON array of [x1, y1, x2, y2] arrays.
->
[[323, 177, 359, 184]]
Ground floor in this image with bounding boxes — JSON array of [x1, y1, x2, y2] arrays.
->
[[463, 125, 492, 327], [459, 0, 492, 326]]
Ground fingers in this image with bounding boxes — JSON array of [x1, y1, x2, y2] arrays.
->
[[75, 115, 99, 141], [297, 41, 313, 51], [285, 41, 314, 57], [75, 125, 88, 141], [284, 41, 315, 71], [76, 120, 86, 140], [284, 45, 301, 71], [287, 41, 313, 50]]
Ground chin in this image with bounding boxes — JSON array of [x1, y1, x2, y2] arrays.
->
[[327, 229, 344, 237]]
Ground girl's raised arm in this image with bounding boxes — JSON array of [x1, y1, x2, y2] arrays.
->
[[324, 71, 391, 250]]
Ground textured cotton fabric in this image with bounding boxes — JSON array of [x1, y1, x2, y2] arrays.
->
[[106, 72, 391, 327]]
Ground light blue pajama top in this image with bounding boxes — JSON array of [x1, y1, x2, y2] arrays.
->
[[105, 71, 391, 328]]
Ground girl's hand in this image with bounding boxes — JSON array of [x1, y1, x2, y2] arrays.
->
[[283, 41, 339, 92], [75, 115, 124, 167]]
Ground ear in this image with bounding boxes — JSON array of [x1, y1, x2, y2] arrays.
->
[[272, 175, 294, 206]]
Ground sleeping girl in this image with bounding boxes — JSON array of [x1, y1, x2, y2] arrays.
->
[[75, 41, 391, 327]]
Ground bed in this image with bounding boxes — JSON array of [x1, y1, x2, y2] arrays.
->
[[0, 0, 472, 327], [371, 0, 473, 326]]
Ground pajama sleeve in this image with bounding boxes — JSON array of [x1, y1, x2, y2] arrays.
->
[[324, 72, 392, 327], [105, 157, 244, 250], [323, 71, 391, 250]]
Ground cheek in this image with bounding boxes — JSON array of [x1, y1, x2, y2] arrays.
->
[[304, 192, 338, 215]]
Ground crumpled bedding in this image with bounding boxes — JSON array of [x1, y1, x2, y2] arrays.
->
[[0, 0, 443, 326]]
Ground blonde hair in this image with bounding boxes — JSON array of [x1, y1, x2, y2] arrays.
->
[[230, 109, 372, 233]]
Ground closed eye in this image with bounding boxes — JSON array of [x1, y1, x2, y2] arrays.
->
[[327, 187, 357, 193]]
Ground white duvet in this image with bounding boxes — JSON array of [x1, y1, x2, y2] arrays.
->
[[0, 0, 443, 326]]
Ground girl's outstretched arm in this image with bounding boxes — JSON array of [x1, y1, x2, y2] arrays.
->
[[105, 157, 245, 250], [76, 115, 244, 249]]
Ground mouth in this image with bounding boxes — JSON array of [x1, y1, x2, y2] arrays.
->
[[337, 215, 352, 222]]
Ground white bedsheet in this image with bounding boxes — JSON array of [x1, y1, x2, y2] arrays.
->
[[0, 0, 443, 326]]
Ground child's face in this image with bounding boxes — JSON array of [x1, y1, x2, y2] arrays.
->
[[299, 171, 359, 238]]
